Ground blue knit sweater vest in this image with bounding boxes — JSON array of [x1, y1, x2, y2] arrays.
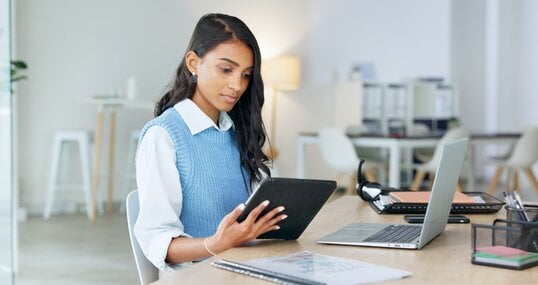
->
[[139, 108, 250, 238]]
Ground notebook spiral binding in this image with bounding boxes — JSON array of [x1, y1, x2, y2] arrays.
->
[[211, 259, 325, 285]]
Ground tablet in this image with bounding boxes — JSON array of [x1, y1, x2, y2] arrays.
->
[[236, 177, 337, 240]]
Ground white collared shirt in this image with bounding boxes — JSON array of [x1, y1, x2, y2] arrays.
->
[[134, 98, 234, 273]]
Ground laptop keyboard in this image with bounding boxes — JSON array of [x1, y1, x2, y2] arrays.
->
[[364, 225, 422, 243]]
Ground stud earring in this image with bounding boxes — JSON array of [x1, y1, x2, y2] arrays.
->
[[190, 72, 197, 84]]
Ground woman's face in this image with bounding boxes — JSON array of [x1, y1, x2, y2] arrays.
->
[[188, 40, 254, 123]]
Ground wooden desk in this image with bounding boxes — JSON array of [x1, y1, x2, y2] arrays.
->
[[84, 98, 152, 222], [152, 196, 537, 284], [297, 132, 520, 189]]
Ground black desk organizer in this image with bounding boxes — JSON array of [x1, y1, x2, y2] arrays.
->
[[471, 205, 538, 270], [368, 191, 505, 214]]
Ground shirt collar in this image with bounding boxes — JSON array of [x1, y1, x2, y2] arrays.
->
[[173, 99, 234, 135]]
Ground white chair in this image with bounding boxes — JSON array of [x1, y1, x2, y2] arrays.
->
[[318, 127, 380, 195], [126, 190, 159, 285], [486, 126, 538, 196], [43, 131, 103, 220], [410, 127, 470, 191], [346, 125, 388, 184], [410, 123, 436, 163], [119, 129, 141, 214]]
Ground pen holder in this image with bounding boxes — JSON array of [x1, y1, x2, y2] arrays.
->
[[506, 204, 538, 222], [471, 218, 538, 270], [505, 205, 538, 252]]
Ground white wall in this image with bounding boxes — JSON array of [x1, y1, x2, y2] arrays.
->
[[23, 0, 538, 214], [451, 0, 538, 185], [307, 0, 450, 84], [281, 0, 451, 181], [15, 0, 191, 212], [451, 0, 487, 132], [452, 0, 538, 132], [513, 0, 538, 128]]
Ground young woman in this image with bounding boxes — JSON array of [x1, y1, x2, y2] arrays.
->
[[134, 13, 286, 274]]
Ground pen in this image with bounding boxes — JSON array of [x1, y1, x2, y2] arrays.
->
[[502, 191, 514, 208], [512, 191, 530, 221], [503, 191, 528, 221]]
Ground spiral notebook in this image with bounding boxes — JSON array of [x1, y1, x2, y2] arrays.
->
[[211, 251, 411, 285]]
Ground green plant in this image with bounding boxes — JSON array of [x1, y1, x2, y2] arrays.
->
[[11, 60, 28, 82], [448, 116, 460, 128]]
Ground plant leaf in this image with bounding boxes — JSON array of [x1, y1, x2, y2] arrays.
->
[[11, 60, 28, 69], [12, 76, 28, 82]]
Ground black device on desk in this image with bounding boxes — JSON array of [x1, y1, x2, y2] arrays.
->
[[355, 158, 505, 215], [405, 214, 470, 224], [370, 191, 505, 215]]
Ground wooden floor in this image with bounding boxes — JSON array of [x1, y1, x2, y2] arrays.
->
[[17, 213, 137, 285]]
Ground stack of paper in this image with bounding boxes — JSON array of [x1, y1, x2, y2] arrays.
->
[[389, 191, 474, 203], [473, 245, 538, 269]]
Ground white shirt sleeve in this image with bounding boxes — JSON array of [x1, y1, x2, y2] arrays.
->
[[134, 125, 192, 272]]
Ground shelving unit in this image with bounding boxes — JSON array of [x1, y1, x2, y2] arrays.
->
[[360, 80, 460, 187], [361, 80, 459, 136], [409, 80, 459, 134]]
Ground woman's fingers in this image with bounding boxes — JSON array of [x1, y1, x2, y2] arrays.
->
[[232, 203, 246, 218], [255, 206, 285, 225], [220, 203, 246, 227], [220, 200, 288, 243], [243, 200, 270, 223], [248, 206, 287, 237], [258, 213, 288, 235], [242, 202, 287, 229]]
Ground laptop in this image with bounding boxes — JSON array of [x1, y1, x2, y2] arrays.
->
[[317, 138, 469, 249]]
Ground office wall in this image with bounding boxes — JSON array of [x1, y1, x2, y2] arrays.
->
[[307, 0, 450, 84], [451, 0, 538, 184], [14, 0, 465, 214], [15, 0, 184, 212], [452, 0, 538, 132], [450, 0, 487, 132], [502, 1, 538, 185], [511, 0, 538, 128], [280, 0, 451, 181]]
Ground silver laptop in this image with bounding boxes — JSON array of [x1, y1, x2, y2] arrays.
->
[[317, 138, 469, 249]]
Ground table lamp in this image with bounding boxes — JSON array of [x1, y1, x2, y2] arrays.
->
[[262, 55, 301, 159]]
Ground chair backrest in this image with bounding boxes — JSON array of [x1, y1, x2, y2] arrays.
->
[[318, 127, 359, 172], [422, 127, 470, 171], [507, 126, 538, 168], [126, 190, 159, 285]]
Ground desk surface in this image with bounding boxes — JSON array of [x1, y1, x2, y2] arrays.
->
[[153, 196, 537, 284], [300, 131, 521, 140]]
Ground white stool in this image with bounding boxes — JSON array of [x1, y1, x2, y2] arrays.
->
[[119, 129, 140, 214], [43, 131, 103, 220]]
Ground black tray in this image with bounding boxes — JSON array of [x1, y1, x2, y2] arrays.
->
[[369, 191, 505, 214]]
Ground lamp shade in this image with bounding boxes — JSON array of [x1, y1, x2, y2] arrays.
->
[[262, 56, 301, 91]]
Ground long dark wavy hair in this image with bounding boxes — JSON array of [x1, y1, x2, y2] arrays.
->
[[154, 13, 271, 184]]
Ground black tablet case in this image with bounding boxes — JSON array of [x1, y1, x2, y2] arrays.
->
[[237, 177, 337, 240], [369, 191, 505, 214]]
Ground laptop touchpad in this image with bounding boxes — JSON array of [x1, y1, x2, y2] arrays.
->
[[331, 223, 386, 240]]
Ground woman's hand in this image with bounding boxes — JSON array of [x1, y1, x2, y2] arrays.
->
[[206, 201, 287, 254]]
